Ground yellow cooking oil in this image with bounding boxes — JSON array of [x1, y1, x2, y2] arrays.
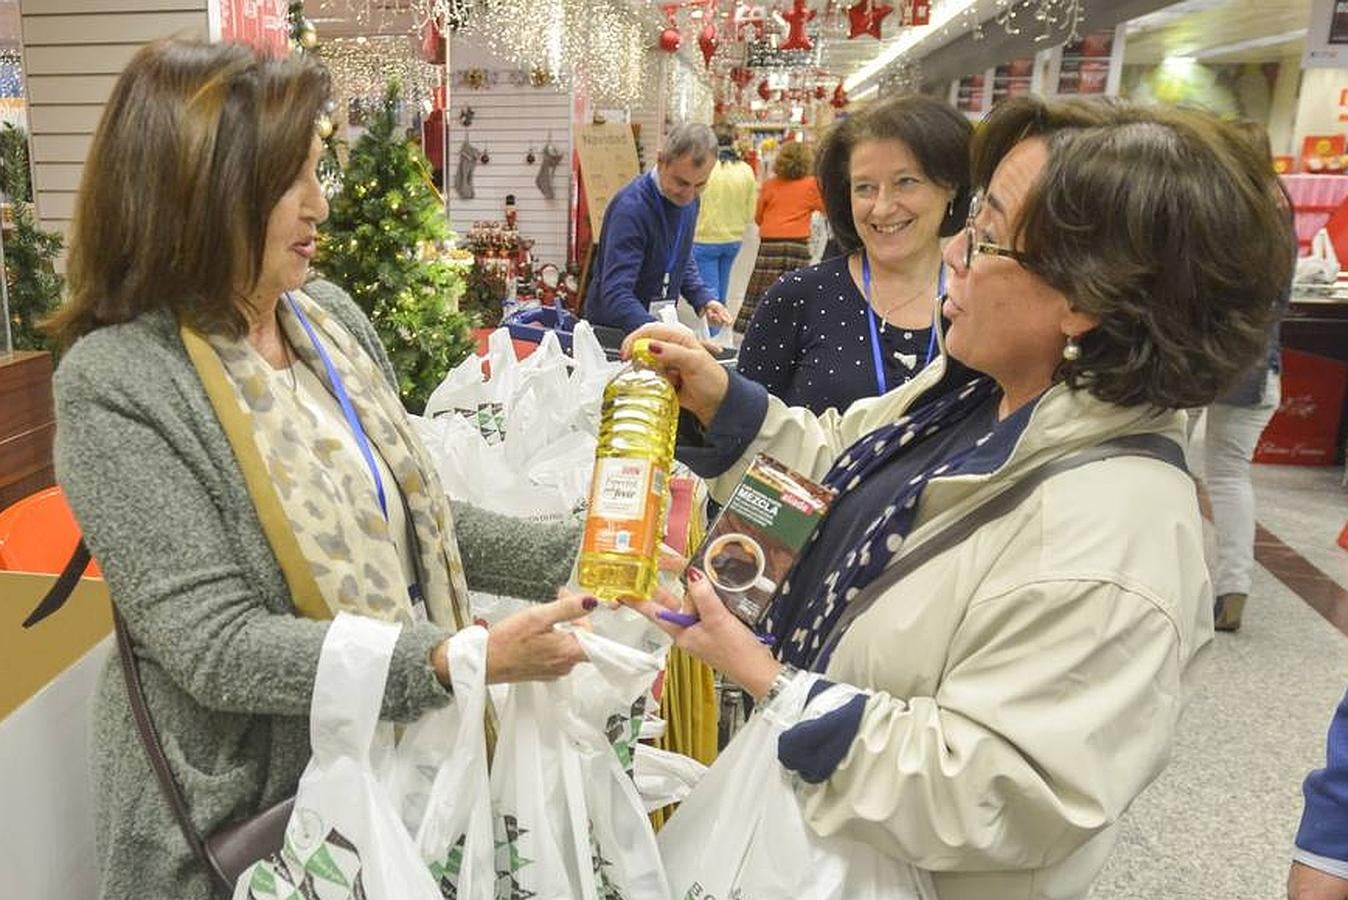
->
[[577, 338, 679, 603]]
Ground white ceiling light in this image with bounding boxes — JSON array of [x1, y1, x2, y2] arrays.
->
[[845, 0, 984, 92], [1171, 27, 1308, 60]]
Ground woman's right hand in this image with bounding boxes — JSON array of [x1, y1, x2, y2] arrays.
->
[[484, 592, 595, 683], [433, 592, 595, 687], [622, 324, 730, 426]]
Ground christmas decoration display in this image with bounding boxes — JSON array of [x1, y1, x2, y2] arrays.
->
[[452, 67, 558, 89], [731, 1, 768, 40], [455, 139, 480, 199], [316, 81, 474, 413], [458, 219, 536, 328], [451, 0, 655, 108], [847, 0, 893, 39], [780, 0, 816, 51], [535, 142, 565, 200], [319, 35, 440, 115], [286, 4, 341, 195], [698, 22, 719, 68], [660, 4, 684, 52]]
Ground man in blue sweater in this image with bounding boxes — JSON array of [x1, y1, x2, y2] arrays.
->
[[583, 123, 735, 335], [1291, 691, 1348, 899]]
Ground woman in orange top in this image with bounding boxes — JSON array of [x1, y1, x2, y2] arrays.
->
[[734, 141, 825, 334]]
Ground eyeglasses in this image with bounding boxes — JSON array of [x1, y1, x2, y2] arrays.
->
[[962, 189, 1029, 272]]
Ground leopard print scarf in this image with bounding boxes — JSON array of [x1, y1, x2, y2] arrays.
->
[[201, 289, 469, 629]]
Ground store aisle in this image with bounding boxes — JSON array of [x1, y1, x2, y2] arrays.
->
[[1091, 462, 1348, 900]]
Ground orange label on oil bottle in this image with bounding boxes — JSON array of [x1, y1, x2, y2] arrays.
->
[[581, 458, 667, 556]]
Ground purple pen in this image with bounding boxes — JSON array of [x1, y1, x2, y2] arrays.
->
[[657, 609, 701, 627]]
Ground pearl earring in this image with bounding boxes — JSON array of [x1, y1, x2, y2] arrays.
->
[[1062, 335, 1082, 361]]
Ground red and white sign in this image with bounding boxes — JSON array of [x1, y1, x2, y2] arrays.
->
[[218, 0, 289, 54], [1255, 349, 1348, 466]]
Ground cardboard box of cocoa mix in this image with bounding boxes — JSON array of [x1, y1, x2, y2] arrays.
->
[[689, 454, 835, 627]]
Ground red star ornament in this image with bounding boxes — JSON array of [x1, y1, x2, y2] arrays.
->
[[781, 0, 816, 52], [847, 0, 892, 39]]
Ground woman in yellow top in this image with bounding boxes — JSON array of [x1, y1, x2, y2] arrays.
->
[[692, 123, 758, 309]]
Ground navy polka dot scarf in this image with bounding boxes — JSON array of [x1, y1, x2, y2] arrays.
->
[[765, 374, 1026, 669]]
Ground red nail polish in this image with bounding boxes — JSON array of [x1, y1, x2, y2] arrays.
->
[[582, 596, 599, 611], [687, 567, 703, 583], [649, 343, 664, 355]]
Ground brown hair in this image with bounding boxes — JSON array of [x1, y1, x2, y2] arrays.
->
[[48, 40, 329, 347], [1228, 118, 1274, 163], [815, 94, 973, 251], [773, 141, 812, 180], [971, 96, 1292, 409]]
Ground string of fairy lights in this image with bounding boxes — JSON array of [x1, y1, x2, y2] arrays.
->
[[318, 35, 441, 113], [450, 0, 663, 109], [305, 0, 1091, 114]]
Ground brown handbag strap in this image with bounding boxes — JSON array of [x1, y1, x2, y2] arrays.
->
[[112, 608, 231, 894]]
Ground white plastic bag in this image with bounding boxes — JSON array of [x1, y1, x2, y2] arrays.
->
[[233, 614, 442, 900], [658, 675, 936, 900], [1296, 227, 1340, 284], [490, 628, 669, 900], [392, 626, 494, 898], [633, 744, 706, 813], [415, 324, 622, 528]]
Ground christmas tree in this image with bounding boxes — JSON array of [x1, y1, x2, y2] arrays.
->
[[1, 124, 64, 353], [4, 202, 65, 353], [316, 81, 475, 413]]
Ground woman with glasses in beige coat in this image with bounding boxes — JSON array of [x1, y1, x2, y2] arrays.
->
[[599, 97, 1291, 900]]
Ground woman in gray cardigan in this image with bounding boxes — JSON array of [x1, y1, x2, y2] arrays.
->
[[48, 40, 589, 899]]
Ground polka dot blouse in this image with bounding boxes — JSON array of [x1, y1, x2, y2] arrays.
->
[[736, 255, 936, 415]]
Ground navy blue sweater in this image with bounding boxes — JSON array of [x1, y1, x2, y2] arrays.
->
[[737, 256, 936, 415], [1297, 690, 1348, 876], [583, 171, 717, 334]]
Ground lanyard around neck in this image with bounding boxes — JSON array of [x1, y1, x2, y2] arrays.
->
[[284, 293, 389, 522], [862, 252, 942, 396], [662, 206, 690, 304]]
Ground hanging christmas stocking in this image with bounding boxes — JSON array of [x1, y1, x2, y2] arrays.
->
[[536, 143, 563, 200], [455, 139, 479, 200]]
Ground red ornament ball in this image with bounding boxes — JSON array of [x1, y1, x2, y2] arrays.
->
[[659, 27, 682, 53]]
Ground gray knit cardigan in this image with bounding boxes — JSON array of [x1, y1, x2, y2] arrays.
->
[[53, 280, 579, 900]]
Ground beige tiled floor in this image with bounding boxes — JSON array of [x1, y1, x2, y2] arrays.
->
[[1091, 461, 1348, 899]]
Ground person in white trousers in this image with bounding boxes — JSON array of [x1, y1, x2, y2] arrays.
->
[[1205, 119, 1293, 633], [1205, 371, 1282, 631]]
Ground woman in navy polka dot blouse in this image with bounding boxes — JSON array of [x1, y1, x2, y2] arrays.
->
[[737, 95, 973, 415]]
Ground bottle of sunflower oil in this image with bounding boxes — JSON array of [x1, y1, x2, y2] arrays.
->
[[577, 339, 679, 603]]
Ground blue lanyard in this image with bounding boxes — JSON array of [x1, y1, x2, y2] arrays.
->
[[862, 252, 943, 396], [285, 293, 389, 522], [661, 207, 690, 304]]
